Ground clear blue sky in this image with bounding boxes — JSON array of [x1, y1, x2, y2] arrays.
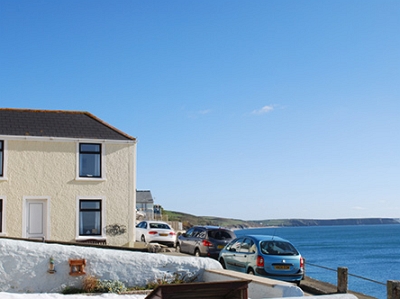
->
[[1, 1, 399, 220]]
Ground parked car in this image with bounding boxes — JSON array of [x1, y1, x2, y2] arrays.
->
[[177, 226, 236, 259], [218, 235, 304, 283], [135, 209, 146, 220], [135, 220, 176, 247]]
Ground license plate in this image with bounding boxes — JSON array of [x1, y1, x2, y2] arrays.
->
[[274, 265, 290, 270], [217, 245, 225, 249], [159, 233, 168, 237]]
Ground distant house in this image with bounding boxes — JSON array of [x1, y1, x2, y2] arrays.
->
[[0, 108, 137, 247], [136, 190, 154, 220]]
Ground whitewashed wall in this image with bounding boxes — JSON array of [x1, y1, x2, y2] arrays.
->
[[0, 139, 136, 246], [0, 239, 221, 293]]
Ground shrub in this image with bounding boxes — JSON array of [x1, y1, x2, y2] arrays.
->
[[95, 279, 127, 294], [83, 275, 98, 292], [62, 277, 127, 294], [61, 286, 84, 294], [130, 272, 198, 291], [62, 272, 196, 294]]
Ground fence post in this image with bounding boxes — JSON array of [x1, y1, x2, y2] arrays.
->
[[387, 280, 400, 299], [337, 267, 348, 293]]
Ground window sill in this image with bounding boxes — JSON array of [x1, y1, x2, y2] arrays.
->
[[75, 177, 106, 182], [75, 237, 107, 245], [0, 177, 8, 181], [76, 236, 106, 240]]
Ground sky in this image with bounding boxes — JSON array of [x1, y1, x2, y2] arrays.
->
[[1, 1, 399, 220]]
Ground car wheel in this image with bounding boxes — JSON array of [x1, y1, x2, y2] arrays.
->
[[247, 268, 255, 275], [176, 244, 181, 253], [219, 258, 226, 269], [141, 235, 146, 243], [194, 249, 201, 257]]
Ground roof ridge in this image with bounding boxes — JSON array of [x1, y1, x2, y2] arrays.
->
[[0, 108, 87, 114], [0, 108, 136, 141]]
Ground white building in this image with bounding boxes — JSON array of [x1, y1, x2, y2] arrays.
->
[[0, 108, 137, 247]]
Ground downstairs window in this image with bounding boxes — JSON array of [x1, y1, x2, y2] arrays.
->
[[79, 200, 102, 236]]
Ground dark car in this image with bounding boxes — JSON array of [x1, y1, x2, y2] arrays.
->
[[177, 226, 236, 259], [218, 235, 304, 283]]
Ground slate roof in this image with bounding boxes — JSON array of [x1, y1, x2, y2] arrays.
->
[[0, 108, 135, 141]]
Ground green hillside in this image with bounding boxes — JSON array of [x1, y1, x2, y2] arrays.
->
[[164, 210, 400, 230], [164, 210, 259, 229]]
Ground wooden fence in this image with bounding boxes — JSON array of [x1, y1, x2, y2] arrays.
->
[[305, 261, 400, 299]]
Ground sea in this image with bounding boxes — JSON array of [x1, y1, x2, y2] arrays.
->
[[235, 224, 400, 299]]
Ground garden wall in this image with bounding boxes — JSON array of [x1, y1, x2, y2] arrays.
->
[[0, 238, 220, 293]]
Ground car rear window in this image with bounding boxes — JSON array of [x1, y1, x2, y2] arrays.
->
[[208, 229, 234, 240], [260, 241, 299, 256], [149, 223, 171, 229]]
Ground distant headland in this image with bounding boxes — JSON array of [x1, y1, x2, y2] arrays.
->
[[254, 218, 400, 228], [164, 210, 400, 229]]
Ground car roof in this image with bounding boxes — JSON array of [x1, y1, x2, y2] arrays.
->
[[192, 225, 231, 230], [240, 235, 289, 242], [144, 220, 170, 224]]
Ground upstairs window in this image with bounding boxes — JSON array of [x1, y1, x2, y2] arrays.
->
[[79, 200, 102, 236], [0, 141, 3, 177], [79, 143, 101, 178]]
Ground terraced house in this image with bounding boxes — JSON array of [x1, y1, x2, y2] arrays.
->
[[0, 108, 137, 247]]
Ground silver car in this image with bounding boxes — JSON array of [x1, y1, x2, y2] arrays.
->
[[177, 226, 235, 259], [218, 235, 304, 283]]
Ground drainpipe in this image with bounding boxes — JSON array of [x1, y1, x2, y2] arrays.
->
[[129, 139, 137, 247]]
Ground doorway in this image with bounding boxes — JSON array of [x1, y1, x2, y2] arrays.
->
[[24, 198, 48, 240]]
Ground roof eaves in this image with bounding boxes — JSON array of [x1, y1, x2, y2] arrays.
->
[[83, 111, 136, 141]]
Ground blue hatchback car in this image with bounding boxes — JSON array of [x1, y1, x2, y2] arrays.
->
[[218, 235, 304, 283]]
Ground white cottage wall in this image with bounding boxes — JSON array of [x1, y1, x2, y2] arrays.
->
[[0, 139, 135, 246]]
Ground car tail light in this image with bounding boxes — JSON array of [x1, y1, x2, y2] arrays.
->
[[300, 257, 304, 269], [256, 255, 264, 267], [202, 240, 213, 247], [169, 232, 176, 236], [149, 231, 158, 235]]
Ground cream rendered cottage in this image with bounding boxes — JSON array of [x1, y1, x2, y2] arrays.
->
[[0, 108, 137, 247]]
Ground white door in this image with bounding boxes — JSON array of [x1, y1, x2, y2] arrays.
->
[[26, 200, 47, 240]]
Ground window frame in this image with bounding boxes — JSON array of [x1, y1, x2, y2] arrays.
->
[[0, 141, 3, 177], [76, 143, 105, 180], [76, 197, 106, 239], [0, 140, 7, 180], [0, 197, 5, 235]]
